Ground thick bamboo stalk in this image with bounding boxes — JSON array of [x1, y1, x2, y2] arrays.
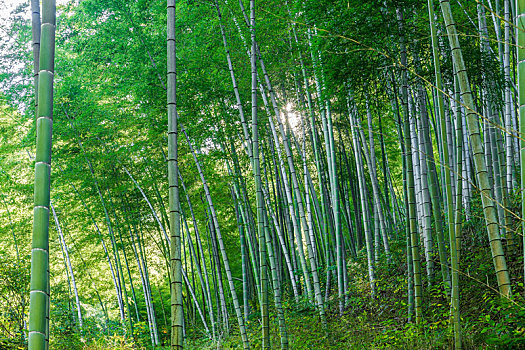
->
[[505, 0, 515, 190], [28, 1, 55, 347], [167, 0, 183, 347], [249, 1, 269, 345], [439, 0, 512, 297], [517, 0, 525, 285], [397, 8, 423, 323], [415, 94, 435, 282]]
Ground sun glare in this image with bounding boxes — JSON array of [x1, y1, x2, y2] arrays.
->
[[285, 102, 301, 131]]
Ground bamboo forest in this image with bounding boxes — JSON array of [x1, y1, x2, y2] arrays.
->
[[3, 0, 525, 348]]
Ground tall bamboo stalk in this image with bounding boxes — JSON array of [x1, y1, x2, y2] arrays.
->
[[452, 80, 464, 349], [167, 0, 183, 347], [505, 0, 515, 191], [517, 0, 525, 285], [427, 0, 452, 293], [397, 8, 422, 324], [249, 0, 269, 346], [439, 0, 512, 297], [28, 0, 55, 348]]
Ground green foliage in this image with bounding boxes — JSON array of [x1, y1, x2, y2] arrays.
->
[[0, 254, 28, 349], [195, 214, 525, 349], [478, 294, 525, 348], [0, 0, 522, 348], [81, 335, 135, 350], [132, 321, 153, 348], [49, 286, 83, 349]]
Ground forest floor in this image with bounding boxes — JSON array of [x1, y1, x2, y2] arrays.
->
[[180, 216, 525, 350], [92, 230, 525, 350], [3, 207, 525, 350], [6, 236, 525, 350]]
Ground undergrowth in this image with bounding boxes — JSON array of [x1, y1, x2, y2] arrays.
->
[[2, 202, 525, 349]]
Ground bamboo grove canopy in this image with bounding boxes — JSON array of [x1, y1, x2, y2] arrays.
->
[[0, 0, 525, 349]]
